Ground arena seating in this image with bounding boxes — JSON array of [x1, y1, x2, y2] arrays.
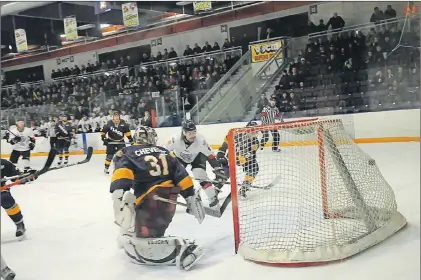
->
[[259, 17, 420, 119]]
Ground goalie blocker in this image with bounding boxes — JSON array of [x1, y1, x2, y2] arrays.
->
[[110, 126, 205, 271]]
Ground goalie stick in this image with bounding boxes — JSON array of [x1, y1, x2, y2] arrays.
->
[[48, 147, 94, 171], [0, 149, 57, 191]]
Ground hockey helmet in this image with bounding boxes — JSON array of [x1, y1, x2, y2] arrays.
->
[[181, 119, 197, 143], [246, 120, 259, 127], [181, 119, 196, 132], [133, 126, 157, 145]]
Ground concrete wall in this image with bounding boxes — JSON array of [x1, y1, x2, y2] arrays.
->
[[1, 109, 419, 157]]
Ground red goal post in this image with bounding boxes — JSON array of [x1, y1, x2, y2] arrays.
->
[[226, 117, 406, 266]]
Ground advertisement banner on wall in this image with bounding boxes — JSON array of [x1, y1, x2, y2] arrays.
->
[[193, 1, 212, 13], [250, 40, 284, 63], [64, 16, 78, 40], [122, 2, 139, 27], [14, 29, 28, 53]]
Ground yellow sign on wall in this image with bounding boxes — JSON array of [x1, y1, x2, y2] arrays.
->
[[64, 16, 78, 41], [122, 2, 139, 27], [193, 1, 212, 13], [250, 40, 284, 63], [14, 29, 28, 53]]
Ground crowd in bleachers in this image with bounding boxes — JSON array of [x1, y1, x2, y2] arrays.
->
[[1, 39, 241, 129], [259, 12, 420, 117], [2, 4, 420, 130]]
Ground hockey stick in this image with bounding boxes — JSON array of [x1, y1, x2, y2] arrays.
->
[[48, 147, 94, 171], [152, 195, 222, 218], [0, 149, 57, 191]]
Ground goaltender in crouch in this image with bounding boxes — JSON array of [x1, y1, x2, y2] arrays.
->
[[110, 126, 206, 271]]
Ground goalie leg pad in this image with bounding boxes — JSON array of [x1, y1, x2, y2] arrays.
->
[[122, 236, 204, 270], [112, 190, 136, 248]]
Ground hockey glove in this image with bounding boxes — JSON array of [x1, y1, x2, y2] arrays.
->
[[29, 142, 35, 151], [185, 191, 205, 224], [102, 138, 109, 146], [10, 136, 22, 145], [216, 151, 228, 167]]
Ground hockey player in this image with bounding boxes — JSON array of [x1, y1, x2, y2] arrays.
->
[[77, 115, 92, 133], [0, 158, 35, 238], [44, 116, 57, 149], [1, 254, 16, 280], [55, 114, 75, 166], [217, 121, 261, 198], [101, 111, 133, 174], [260, 97, 282, 152], [7, 120, 36, 172], [90, 113, 101, 132], [111, 126, 205, 271], [165, 120, 225, 208]]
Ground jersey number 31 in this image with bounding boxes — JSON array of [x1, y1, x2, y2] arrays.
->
[[145, 154, 169, 176]]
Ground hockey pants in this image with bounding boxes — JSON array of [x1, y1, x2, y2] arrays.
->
[[135, 187, 180, 238], [1, 191, 23, 225], [9, 150, 30, 169], [56, 138, 71, 162], [261, 129, 280, 150], [105, 143, 125, 169]]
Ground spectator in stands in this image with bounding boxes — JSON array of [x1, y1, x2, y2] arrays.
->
[[317, 19, 327, 33], [155, 51, 163, 61], [384, 5, 397, 21], [141, 53, 151, 63], [202, 41, 213, 53], [307, 20, 318, 34], [370, 7, 385, 25], [140, 110, 152, 127], [278, 92, 290, 112], [257, 93, 269, 114], [326, 12, 345, 30], [183, 45, 194, 56], [212, 42, 221, 51], [222, 38, 233, 49], [193, 43, 202, 54], [289, 92, 301, 111]]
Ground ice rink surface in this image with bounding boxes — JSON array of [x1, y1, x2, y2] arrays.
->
[[1, 142, 420, 280]]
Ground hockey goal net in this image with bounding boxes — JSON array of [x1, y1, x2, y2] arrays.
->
[[227, 118, 406, 266]]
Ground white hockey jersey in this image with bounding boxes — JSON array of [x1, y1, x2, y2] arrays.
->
[[8, 126, 35, 152], [43, 121, 56, 137], [91, 117, 101, 132], [78, 119, 92, 133], [165, 133, 215, 164]]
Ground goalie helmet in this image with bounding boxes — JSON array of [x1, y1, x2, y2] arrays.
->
[[133, 126, 157, 145]]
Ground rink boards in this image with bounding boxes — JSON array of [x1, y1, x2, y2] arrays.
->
[[1, 109, 419, 157]]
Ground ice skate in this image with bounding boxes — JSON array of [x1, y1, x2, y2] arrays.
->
[[1, 266, 16, 280], [104, 168, 110, 175], [238, 181, 251, 199], [15, 222, 26, 238], [272, 147, 281, 152]]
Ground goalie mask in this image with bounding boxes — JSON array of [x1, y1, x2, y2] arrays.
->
[[181, 120, 197, 143], [133, 126, 157, 145]]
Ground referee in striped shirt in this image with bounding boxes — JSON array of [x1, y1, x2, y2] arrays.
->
[[260, 97, 282, 152]]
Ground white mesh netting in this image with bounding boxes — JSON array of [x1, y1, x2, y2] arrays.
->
[[229, 118, 406, 265]]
